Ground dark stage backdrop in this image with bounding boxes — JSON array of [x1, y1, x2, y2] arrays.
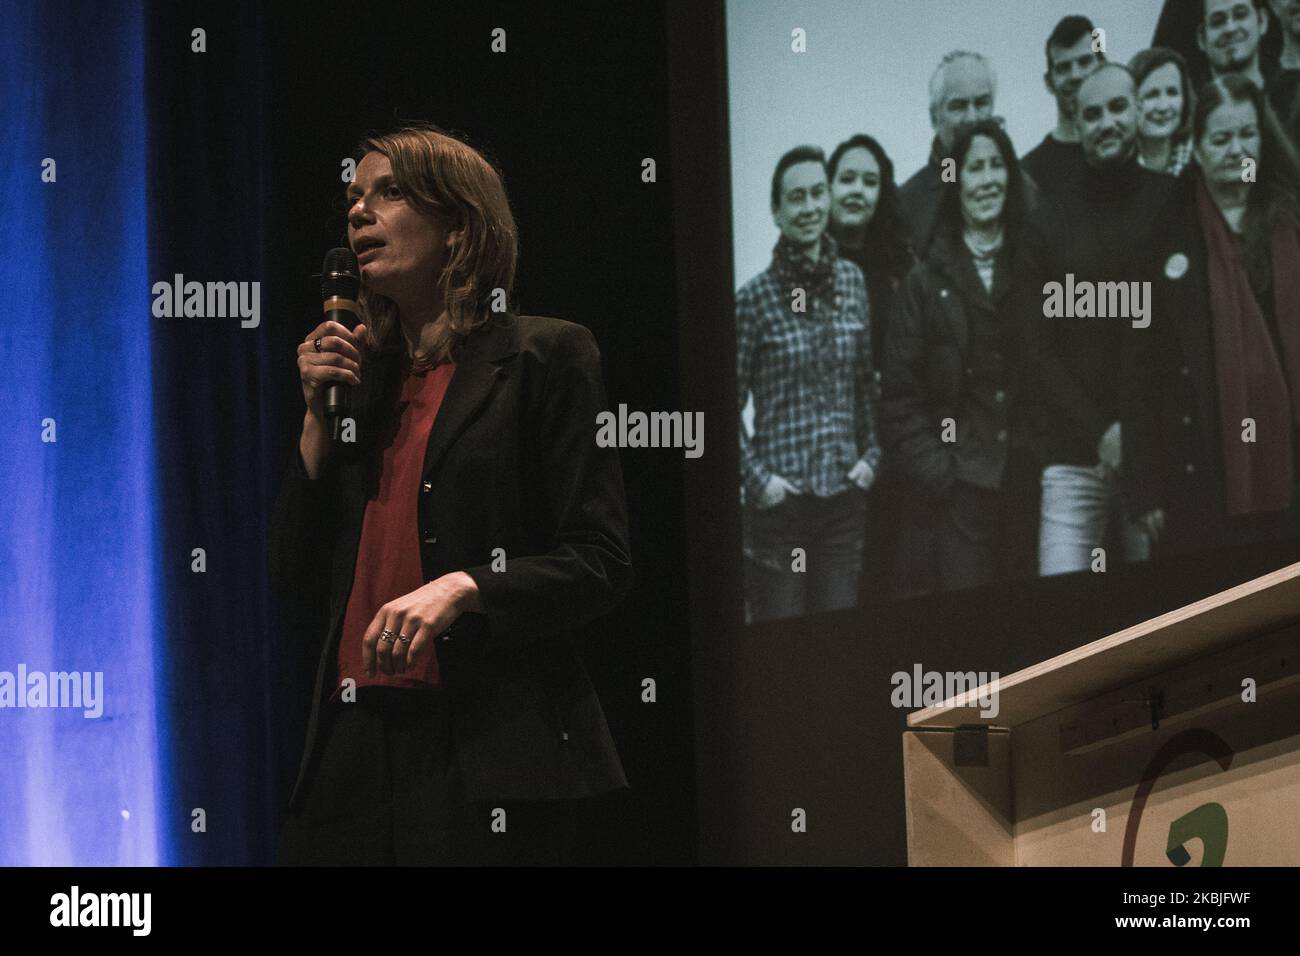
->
[[148, 0, 692, 864]]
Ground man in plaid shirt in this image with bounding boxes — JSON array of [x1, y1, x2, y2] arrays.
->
[[737, 145, 882, 623]]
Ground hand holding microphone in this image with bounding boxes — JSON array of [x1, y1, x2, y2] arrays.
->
[[296, 249, 365, 438], [298, 318, 367, 422]]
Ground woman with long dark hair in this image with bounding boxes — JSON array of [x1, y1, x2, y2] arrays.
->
[[1125, 75, 1300, 553], [826, 133, 915, 604], [826, 134, 915, 364], [880, 120, 1040, 594], [270, 123, 632, 864]]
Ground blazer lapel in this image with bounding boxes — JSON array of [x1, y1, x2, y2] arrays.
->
[[420, 311, 520, 483]]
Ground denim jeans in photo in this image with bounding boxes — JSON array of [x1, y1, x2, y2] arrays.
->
[[1038, 463, 1150, 576], [741, 487, 868, 623]]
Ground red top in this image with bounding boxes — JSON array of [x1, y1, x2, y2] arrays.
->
[[331, 360, 457, 700]]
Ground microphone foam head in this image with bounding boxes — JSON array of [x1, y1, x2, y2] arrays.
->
[[321, 247, 361, 300]]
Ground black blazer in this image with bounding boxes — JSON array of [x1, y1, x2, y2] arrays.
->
[[269, 311, 633, 810]]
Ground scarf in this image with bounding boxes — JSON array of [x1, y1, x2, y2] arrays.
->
[[1197, 176, 1300, 515], [772, 230, 838, 306], [963, 225, 1003, 293]]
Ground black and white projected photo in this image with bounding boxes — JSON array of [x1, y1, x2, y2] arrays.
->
[[728, 0, 1300, 623]]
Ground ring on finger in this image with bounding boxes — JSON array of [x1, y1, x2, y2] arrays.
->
[[314, 337, 323, 353], [379, 628, 396, 644]]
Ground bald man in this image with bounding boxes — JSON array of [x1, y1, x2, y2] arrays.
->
[[1017, 64, 1179, 576]]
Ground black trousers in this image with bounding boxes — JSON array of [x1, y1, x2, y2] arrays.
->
[[277, 687, 581, 866], [893, 455, 1040, 597]]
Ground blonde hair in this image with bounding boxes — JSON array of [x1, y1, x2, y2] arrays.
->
[[348, 122, 519, 369]]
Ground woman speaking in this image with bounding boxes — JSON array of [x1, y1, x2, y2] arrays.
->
[[270, 123, 633, 865]]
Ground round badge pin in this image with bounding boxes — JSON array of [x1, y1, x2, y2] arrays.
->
[[1165, 253, 1189, 280]]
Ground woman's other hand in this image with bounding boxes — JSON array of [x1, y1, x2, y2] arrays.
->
[[363, 571, 480, 675]]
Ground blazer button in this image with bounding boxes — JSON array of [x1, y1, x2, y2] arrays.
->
[[940, 288, 949, 298], [995, 389, 1006, 402], [1182, 415, 1191, 425], [996, 429, 1008, 442], [1185, 463, 1195, 474], [421, 480, 432, 493], [1181, 366, 1190, 376]]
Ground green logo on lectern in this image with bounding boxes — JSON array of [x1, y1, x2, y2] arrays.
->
[[1166, 803, 1229, 867], [1122, 729, 1234, 867]]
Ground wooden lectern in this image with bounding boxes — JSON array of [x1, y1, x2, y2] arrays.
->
[[903, 561, 1300, 865]]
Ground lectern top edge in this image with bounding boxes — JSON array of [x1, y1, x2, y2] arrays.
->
[[907, 560, 1300, 731]]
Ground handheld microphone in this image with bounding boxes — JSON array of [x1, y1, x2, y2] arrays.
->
[[321, 247, 361, 441]]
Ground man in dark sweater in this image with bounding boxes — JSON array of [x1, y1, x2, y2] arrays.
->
[[1020, 63, 1179, 576], [1021, 15, 1105, 194]]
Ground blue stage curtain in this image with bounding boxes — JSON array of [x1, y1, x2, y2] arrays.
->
[[0, 1, 163, 865]]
